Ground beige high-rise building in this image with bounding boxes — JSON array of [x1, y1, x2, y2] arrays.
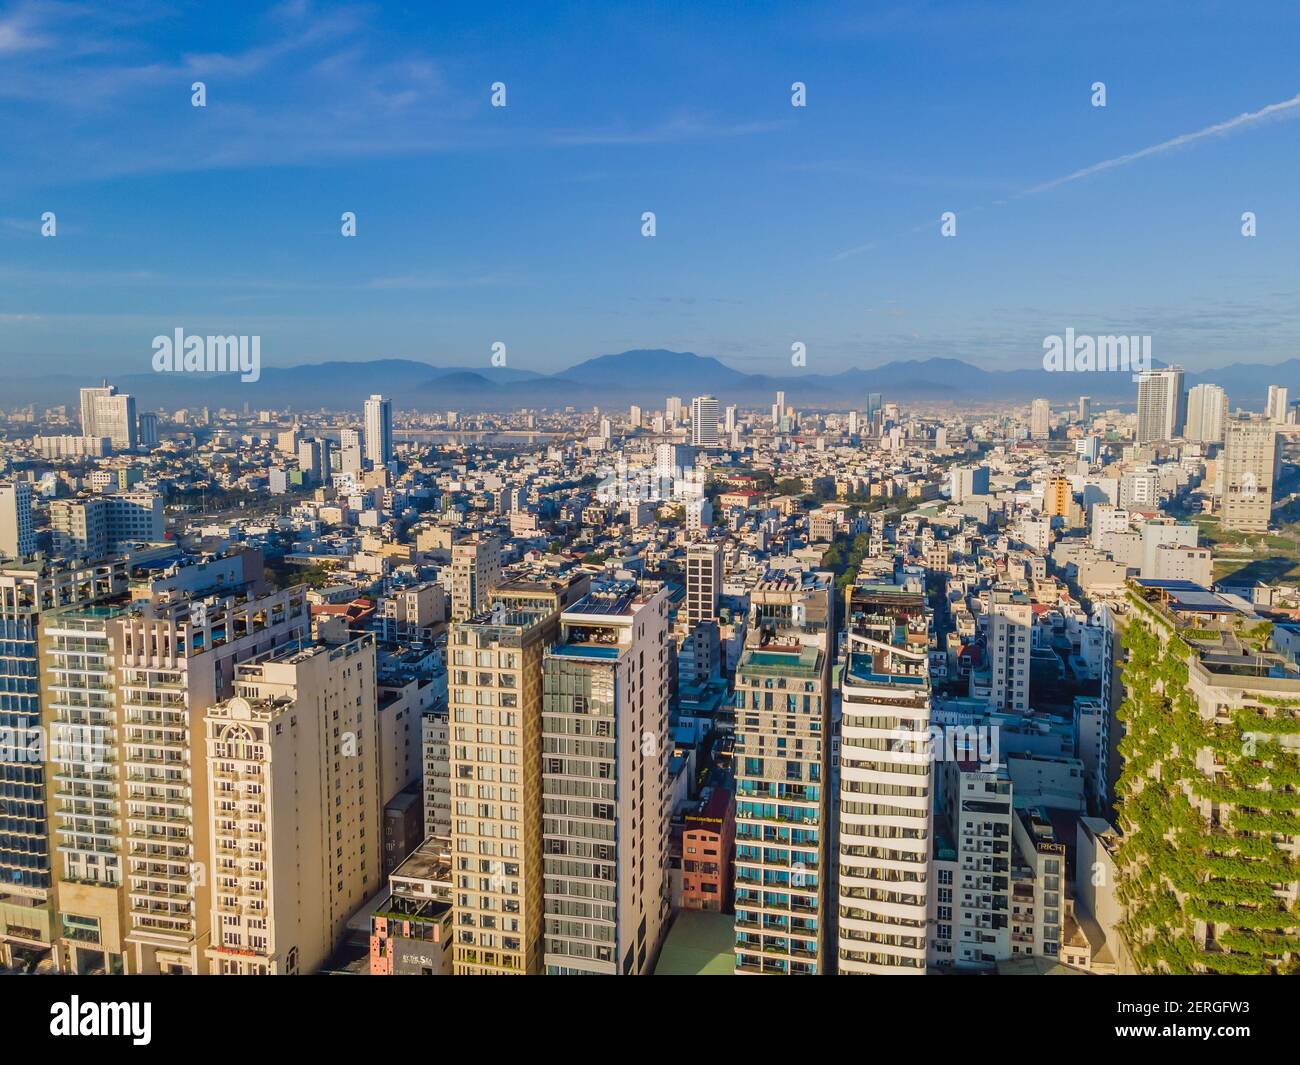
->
[[1190, 384, 1227, 444], [1221, 415, 1279, 533], [987, 589, 1032, 713], [1136, 367, 1185, 444], [1185, 383, 1227, 443], [541, 584, 671, 975], [0, 480, 34, 559], [450, 533, 502, 621], [1029, 398, 1051, 440], [94, 586, 308, 975], [447, 596, 561, 975], [204, 636, 380, 975], [1266, 384, 1290, 426], [38, 578, 311, 975], [80, 385, 137, 451]]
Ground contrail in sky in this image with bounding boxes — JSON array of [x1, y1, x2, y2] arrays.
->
[[833, 92, 1300, 260]]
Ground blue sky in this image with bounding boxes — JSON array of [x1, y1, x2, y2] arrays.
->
[[2, 0, 1299, 382]]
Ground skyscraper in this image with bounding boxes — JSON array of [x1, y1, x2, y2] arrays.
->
[[988, 589, 1032, 713], [0, 480, 34, 558], [1135, 367, 1185, 444], [733, 573, 833, 975], [364, 394, 393, 467], [837, 583, 931, 974], [541, 585, 670, 974], [1117, 581, 1300, 974], [30, 556, 292, 975], [1030, 398, 1051, 440], [80, 385, 137, 451], [690, 395, 720, 448], [137, 412, 160, 448], [1185, 383, 1227, 443], [448, 604, 554, 974], [0, 558, 130, 970], [203, 636, 380, 975], [450, 533, 502, 621], [1221, 415, 1278, 532], [685, 541, 723, 625], [1266, 384, 1290, 425]]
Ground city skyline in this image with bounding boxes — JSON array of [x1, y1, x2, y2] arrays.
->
[[3, 2, 1300, 1023]]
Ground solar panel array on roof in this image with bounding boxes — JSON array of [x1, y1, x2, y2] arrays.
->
[[1167, 590, 1235, 613], [569, 592, 634, 616]]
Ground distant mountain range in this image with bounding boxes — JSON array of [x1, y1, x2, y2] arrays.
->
[[9, 350, 1299, 413]]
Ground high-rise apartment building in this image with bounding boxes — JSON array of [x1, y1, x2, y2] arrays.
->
[[50, 494, 165, 560], [1185, 383, 1227, 443], [1266, 384, 1290, 426], [448, 600, 560, 975], [450, 533, 502, 621], [364, 394, 393, 468], [40, 597, 129, 973], [541, 585, 671, 975], [986, 589, 1031, 713], [936, 761, 1013, 969], [297, 438, 331, 484], [0, 557, 130, 970], [1044, 476, 1071, 518], [1029, 398, 1051, 440], [339, 428, 363, 474], [203, 636, 380, 974], [0, 480, 34, 559], [690, 395, 720, 448], [62, 585, 312, 975], [421, 708, 451, 839], [137, 412, 160, 449], [1135, 367, 1185, 444], [1118, 580, 1300, 974], [80, 385, 137, 451], [733, 573, 833, 975], [685, 541, 723, 625], [1221, 415, 1278, 532], [837, 583, 931, 974]]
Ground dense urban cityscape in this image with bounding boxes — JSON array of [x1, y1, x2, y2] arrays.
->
[[4, 4, 1299, 1048], [0, 368, 1297, 982]]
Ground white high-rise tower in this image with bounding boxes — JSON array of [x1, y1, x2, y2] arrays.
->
[[363, 394, 393, 467]]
